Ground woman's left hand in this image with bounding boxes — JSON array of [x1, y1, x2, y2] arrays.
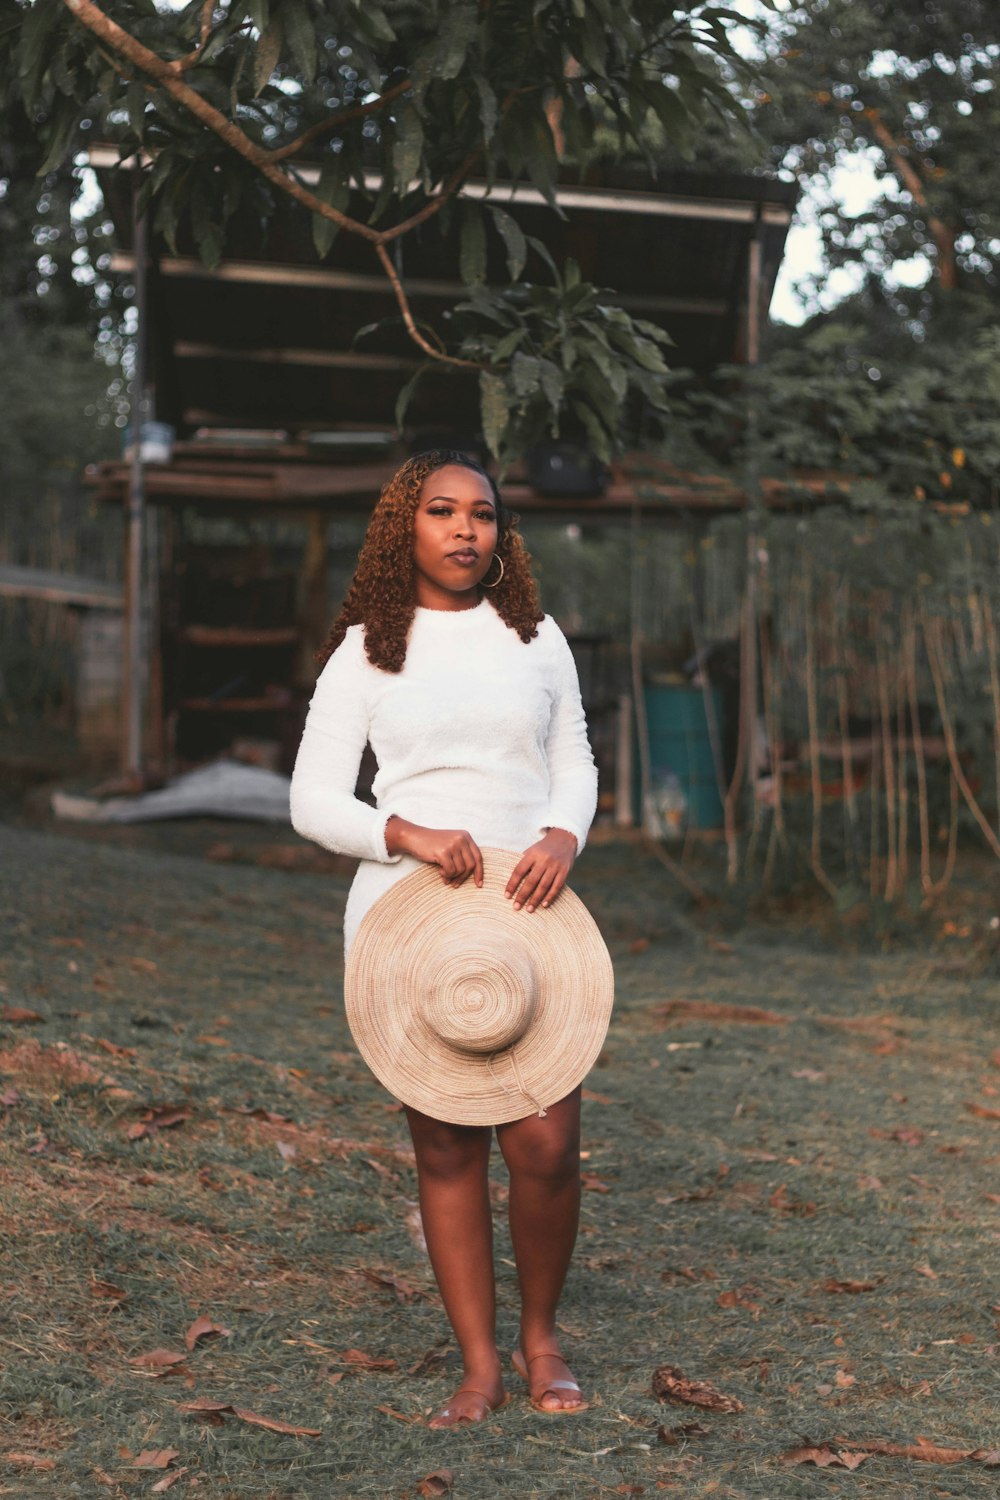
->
[[505, 829, 577, 913]]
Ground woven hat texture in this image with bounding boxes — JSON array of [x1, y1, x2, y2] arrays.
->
[[344, 847, 614, 1125]]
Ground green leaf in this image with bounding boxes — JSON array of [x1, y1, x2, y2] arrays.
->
[[489, 207, 527, 281], [474, 75, 498, 138], [17, 0, 65, 103], [392, 101, 424, 188], [253, 16, 283, 95], [460, 203, 487, 286], [282, 0, 317, 83], [492, 327, 527, 362], [312, 163, 350, 259], [36, 99, 82, 177], [395, 366, 426, 431], [479, 371, 509, 459]]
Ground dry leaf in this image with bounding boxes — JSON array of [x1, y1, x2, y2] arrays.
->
[[835, 1368, 857, 1388], [581, 1173, 611, 1193], [0, 1006, 43, 1024], [658, 1421, 711, 1445], [128, 1107, 192, 1141], [185, 1314, 231, 1351], [95, 1038, 136, 1058], [651, 1365, 744, 1413], [377, 1404, 421, 1423], [90, 1279, 127, 1300], [769, 1184, 816, 1216], [780, 1446, 869, 1470], [653, 1000, 787, 1025], [152, 1471, 188, 1493], [857, 1174, 884, 1191], [915, 1263, 939, 1279], [822, 1278, 878, 1294], [332, 1348, 398, 1372], [130, 1349, 187, 1369], [581, 1088, 614, 1104], [416, 1470, 454, 1498], [4, 1453, 56, 1470], [177, 1398, 320, 1436], [847, 1436, 1000, 1464], [361, 1269, 421, 1304], [966, 1102, 1000, 1121], [791, 1069, 826, 1082], [132, 1449, 180, 1470], [408, 1344, 449, 1377], [656, 1186, 714, 1205], [276, 1140, 297, 1161], [716, 1287, 762, 1314], [0, 1087, 19, 1106]]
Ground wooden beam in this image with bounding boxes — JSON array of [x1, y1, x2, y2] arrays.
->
[[0, 564, 124, 609], [173, 342, 419, 372]]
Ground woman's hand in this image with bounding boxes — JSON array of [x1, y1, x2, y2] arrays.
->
[[505, 828, 577, 913], [385, 816, 483, 887]]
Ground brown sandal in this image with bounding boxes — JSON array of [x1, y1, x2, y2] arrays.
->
[[427, 1387, 510, 1429], [511, 1349, 589, 1413]]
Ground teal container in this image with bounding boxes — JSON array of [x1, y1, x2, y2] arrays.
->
[[641, 683, 726, 830]]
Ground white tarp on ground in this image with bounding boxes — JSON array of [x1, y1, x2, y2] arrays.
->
[[52, 760, 293, 825]]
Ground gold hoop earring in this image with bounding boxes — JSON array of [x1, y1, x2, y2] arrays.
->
[[482, 553, 505, 588]]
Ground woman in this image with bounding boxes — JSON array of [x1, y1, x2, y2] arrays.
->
[[290, 450, 599, 1427]]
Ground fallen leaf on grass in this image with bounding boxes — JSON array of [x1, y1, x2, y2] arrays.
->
[[233, 1104, 291, 1124], [1, 1006, 43, 1024], [581, 1088, 615, 1105], [4, 1453, 56, 1470], [652, 1000, 787, 1026], [0, 1087, 19, 1106], [656, 1187, 714, 1206], [361, 1268, 422, 1304], [127, 1107, 192, 1142], [331, 1348, 398, 1372], [780, 1446, 869, 1470], [915, 1263, 939, 1279], [966, 1102, 1000, 1121], [821, 1278, 879, 1294], [408, 1344, 450, 1377], [716, 1287, 762, 1315], [276, 1140, 297, 1162], [652, 1365, 744, 1413], [132, 1449, 180, 1469], [835, 1368, 856, 1388], [378, 1404, 421, 1424], [416, 1470, 454, 1498], [857, 1174, 884, 1192], [581, 1173, 611, 1193], [791, 1069, 826, 1082], [130, 1349, 187, 1369], [769, 1184, 817, 1216], [94, 1038, 136, 1059], [151, 1471, 188, 1493], [90, 1279, 127, 1301], [128, 956, 158, 973], [658, 1421, 711, 1445], [185, 1314, 231, 1351], [839, 1437, 1000, 1465], [177, 1398, 320, 1436]]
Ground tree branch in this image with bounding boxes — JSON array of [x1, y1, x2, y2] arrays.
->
[[865, 110, 957, 290], [61, 0, 378, 243], [372, 242, 482, 368], [169, 0, 216, 74], [271, 77, 412, 162]]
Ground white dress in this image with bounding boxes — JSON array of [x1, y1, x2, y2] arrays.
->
[[289, 600, 598, 956]]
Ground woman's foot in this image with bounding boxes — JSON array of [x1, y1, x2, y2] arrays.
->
[[512, 1347, 588, 1413], [428, 1372, 508, 1429]]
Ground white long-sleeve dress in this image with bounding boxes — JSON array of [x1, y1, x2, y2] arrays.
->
[[289, 599, 598, 956]]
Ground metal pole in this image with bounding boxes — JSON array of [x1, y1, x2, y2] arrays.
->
[[123, 189, 148, 779]]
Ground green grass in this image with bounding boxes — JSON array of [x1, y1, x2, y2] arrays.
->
[[1, 825, 1000, 1498]]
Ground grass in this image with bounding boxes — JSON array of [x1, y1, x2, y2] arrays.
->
[[2, 822, 1000, 1499]]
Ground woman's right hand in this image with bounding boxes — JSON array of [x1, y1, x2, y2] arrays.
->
[[385, 817, 483, 887]]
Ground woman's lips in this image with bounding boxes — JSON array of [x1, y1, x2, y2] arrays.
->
[[447, 550, 479, 565]]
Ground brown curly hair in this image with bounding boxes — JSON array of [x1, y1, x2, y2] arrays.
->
[[316, 450, 544, 674]]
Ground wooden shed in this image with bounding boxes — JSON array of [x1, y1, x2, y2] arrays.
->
[[85, 152, 797, 787]]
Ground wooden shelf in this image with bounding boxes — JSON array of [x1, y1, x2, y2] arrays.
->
[[180, 625, 299, 647]]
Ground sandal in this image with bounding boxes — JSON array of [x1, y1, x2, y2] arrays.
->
[[511, 1348, 589, 1413], [427, 1387, 510, 1429]]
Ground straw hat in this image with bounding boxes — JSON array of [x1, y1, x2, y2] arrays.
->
[[344, 847, 614, 1125]]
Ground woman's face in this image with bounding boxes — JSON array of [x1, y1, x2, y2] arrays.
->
[[411, 464, 499, 611]]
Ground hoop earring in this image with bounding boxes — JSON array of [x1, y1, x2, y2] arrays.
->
[[482, 553, 505, 589]]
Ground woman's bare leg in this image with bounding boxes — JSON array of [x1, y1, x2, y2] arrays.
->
[[403, 1105, 505, 1427], [496, 1086, 585, 1410]]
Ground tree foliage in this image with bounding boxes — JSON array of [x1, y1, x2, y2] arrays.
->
[[0, 0, 768, 461]]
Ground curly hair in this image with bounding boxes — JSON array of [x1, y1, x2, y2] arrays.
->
[[316, 450, 544, 674]]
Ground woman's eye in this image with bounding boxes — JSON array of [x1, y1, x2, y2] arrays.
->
[[428, 507, 451, 517], [476, 511, 496, 522]]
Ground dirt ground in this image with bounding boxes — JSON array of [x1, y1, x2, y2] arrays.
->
[[2, 817, 1000, 1500]]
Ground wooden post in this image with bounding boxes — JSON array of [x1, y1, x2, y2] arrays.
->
[[122, 192, 148, 781]]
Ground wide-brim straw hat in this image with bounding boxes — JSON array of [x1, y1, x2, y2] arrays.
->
[[344, 847, 614, 1126]]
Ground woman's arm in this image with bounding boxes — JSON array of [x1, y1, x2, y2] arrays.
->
[[505, 625, 598, 911], [289, 632, 399, 863]]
